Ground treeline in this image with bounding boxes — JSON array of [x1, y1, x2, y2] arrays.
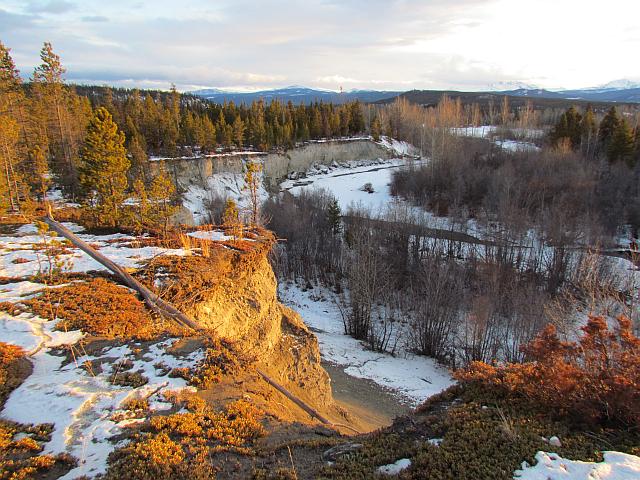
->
[[550, 105, 640, 166], [83, 85, 366, 158], [0, 41, 366, 215]]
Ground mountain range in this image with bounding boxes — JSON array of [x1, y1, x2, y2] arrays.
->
[[191, 86, 401, 105], [190, 80, 640, 105]]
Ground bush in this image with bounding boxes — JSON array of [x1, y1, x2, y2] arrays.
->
[[0, 342, 26, 408], [455, 315, 640, 428], [23, 278, 155, 338]]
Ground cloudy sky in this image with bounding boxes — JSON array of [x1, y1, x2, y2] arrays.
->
[[1, 0, 639, 92]]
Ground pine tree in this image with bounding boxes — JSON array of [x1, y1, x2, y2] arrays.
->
[[550, 106, 582, 149], [243, 161, 262, 226], [598, 106, 620, 153], [222, 198, 242, 239], [32, 42, 79, 193], [132, 178, 150, 232], [0, 114, 22, 212], [27, 145, 50, 202], [79, 107, 130, 226], [327, 199, 342, 234], [148, 170, 178, 236], [370, 116, 382, 142], [232, 116, 245, 149], [580, 106, 597, 157], [608, 119, 635, 166]]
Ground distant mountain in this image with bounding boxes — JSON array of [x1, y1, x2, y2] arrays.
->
[[498, 79, 640, 103], [191, 85, 401, 105]]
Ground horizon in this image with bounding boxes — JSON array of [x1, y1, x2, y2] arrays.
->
[[2, 0, 640, 92]]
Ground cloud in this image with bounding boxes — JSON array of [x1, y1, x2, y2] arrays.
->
[[1, 0, 639, 91], [26, 0, 76, 14], [81, 15, 109, 22]]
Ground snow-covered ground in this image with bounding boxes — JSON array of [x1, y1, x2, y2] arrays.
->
[[279, 283, 454, 406], [452, 125, 542, 152], [280, 158, 414, 212], [0, 224, 208, 478], [183, 171, 269, 225], [0, 223, 189, 277], [514, 451, 640, 480]]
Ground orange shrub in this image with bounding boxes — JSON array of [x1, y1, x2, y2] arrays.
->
[[455, 315, 640, 428], [23, 278, 155, 338], [0, 343, 25, 408]]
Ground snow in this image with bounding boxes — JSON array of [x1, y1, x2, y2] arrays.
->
[[495, 139, 541, 152], [0, 225, 205, 478], [280, 158, 415, 212], [377, 458, 412, 475], [513, 451, 640, 480], [377, 136, 418, 157], [0, 224, 189, 277], [279, 283, 454, 406], [187, 230, 234, 242], [183, 170, 268, 225]]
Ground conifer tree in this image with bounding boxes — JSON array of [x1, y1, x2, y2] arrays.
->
[[243, 161, 262, 226], [232, 116, 245, 149], [222, 198, 242, 239], [27, 145, 50, 202], [370, 116, 382, 142], [32, 43, 78, 191], [148, 170, 178, 236], [79, 107, 130, 226], [598, 106, 620, 153], [132, 177, 150, 233], [327, 199, 342, 234], [0, 115, 22, 212], [608, 119, 635, 166]]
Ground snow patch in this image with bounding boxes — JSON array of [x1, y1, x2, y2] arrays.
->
[[514, 451, 640, 480], [377, 458, 412, 475]]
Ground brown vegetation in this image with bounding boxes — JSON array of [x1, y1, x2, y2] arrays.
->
[[456, 315, 640, 428], [22, 277, 157, 338]]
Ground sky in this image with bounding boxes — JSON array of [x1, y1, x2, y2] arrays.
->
[[1, 0, 639, 92]]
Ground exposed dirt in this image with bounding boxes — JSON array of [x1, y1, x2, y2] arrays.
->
[[323, 362, 411, 432]]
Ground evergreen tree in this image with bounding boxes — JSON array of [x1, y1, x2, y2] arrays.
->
[[32, 43, 79, 192], [550, 106, 582, 149], [598, 107, 620, 153], [148, 170, 178, 236], [580, 106, 597, 157], [222, 198, 242, 239], [370, 116, 382, 142], [243, 161, 262, 226], [608, 119, 635, 166], [27, 145, 50, 202], [0, 114, 23, 212], [131, 177, 150, 233], [79, 107, 130, 226], [232, 116, 245, 149], [327, 199, 342, 234]]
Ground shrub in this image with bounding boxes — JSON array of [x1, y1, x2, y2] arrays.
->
[[455, 315, 640, 428], [0, 420, 75, 480], [0, 343, 25, 408], [189, 339, 243, 389], [23, 278, 155, 338]]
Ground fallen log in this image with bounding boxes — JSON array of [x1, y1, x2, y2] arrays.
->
[[42, 216, 201, 331]]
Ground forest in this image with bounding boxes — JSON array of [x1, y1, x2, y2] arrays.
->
[[0, 41, 366, 219]]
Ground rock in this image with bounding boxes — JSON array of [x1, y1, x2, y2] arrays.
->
[[548, 436, 561, 447], [377, 458, 412, 475], [322, 443, 363, 462]]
